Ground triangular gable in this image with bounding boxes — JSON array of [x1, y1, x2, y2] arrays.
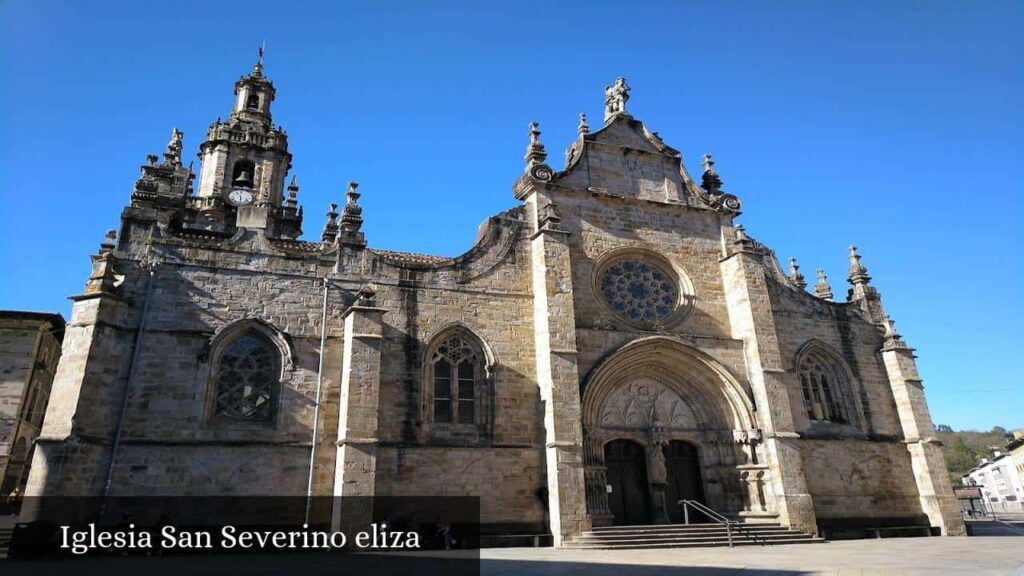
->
[[554, 114, 693, 204]]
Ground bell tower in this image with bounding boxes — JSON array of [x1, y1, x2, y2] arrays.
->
[[192, 47, 296, 235]]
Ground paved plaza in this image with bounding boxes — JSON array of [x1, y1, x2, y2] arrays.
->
[[480, 537, 1024, 575], [1, 535, 1022, 575]]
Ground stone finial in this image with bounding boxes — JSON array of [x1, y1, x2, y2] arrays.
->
[[322, 202, 340, 243], [100, 229, 117, 254], [701, 153, 723, 194], [525, 121, 548, 166], [284, 175, 299, 208], [847, 245, 872, 286], [788, 257, 807, 290], [880, 315, 910, 350], [603, 77, 630, 122], [341, 181, 363, 232], [813, 269, 834, 301], [147, 154, 158, 166], [84, 229, 123, 295], [882, 315, 900, 340], [702, 153, 715, 173], [163, 128, 184, 166], [578, 113, 590, 135], [729, 224, 762, 255], [520, 121, 554, 183]]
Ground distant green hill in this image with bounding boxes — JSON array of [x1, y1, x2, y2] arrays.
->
[[934, 426, 1013, 484]]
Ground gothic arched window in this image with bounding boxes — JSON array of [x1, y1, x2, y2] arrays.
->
[[796, 345, 856, 425], [423, 327, 493, 438], [213, 332, 280, 421]]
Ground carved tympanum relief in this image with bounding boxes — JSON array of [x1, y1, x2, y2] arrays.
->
[[600, 379, 698, 429]]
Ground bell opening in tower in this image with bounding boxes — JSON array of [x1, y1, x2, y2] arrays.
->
[[232, 159, 255, 189]]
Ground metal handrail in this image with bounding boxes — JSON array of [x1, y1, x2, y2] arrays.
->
[[677, 499, 767, 547]]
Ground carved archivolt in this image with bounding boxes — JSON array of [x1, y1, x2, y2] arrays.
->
[[582, 336, 756, 433], [600, 379, 699, 429]]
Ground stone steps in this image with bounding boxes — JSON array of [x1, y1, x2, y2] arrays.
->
[[0, 528, 12, 557], [479, 533, 553, 548], [565, 523, 824, 549], [584, 524, 793, 536], [575, 530, 803, 543]]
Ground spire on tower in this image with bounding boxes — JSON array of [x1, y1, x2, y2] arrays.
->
[[254, 41, 266, 76], [230, 46, 277, 122]]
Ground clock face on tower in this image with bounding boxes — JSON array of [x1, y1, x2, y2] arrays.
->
[[227, 188, 254, 206]]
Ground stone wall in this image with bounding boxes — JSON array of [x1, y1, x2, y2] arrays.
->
[[375, 446, 546, 528], [0, 312, 63, 494], [28, 206, 547, 528], [800, 439, 922, 519], [766, 275, 903, 438]]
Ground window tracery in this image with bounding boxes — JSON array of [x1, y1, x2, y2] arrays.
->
[[797, 345, 855, 426], [596, 254, 686, 327], [213, 332, 279, 421], [429, 332, 483, 425]]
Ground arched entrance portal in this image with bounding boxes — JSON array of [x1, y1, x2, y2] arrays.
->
[[604, 439, 650, 525], [581, 337, 769, 527]]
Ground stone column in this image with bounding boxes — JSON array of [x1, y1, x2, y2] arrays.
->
[[879, 319, 966, 536], [720, 228, 817, 533], [525, 190, 590, 546], [582, 428, 613, 525], [331, 285, 386, 534]]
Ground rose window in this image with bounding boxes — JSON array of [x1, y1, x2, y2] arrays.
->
[[599, 259, 679, 323]]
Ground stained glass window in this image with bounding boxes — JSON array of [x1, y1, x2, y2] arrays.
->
[[434, 360, 452, 423], [600, 259, 678, 323], [215, 334, 278, 421], [799, 353, 848, 424], [429, 332, 483, 426]]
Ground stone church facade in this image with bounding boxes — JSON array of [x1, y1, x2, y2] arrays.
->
[[25, 59, 964, 544]]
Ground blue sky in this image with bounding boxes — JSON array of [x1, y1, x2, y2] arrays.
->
[[1, 1, 1020, 431]]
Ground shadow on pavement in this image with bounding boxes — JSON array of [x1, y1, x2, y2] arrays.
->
[[480, 558, 812, 576], [0, 552, 815, 576]]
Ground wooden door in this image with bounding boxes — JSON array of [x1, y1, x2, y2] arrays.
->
[[664, 440, 706, 523], [604, 439, 651, 526]]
